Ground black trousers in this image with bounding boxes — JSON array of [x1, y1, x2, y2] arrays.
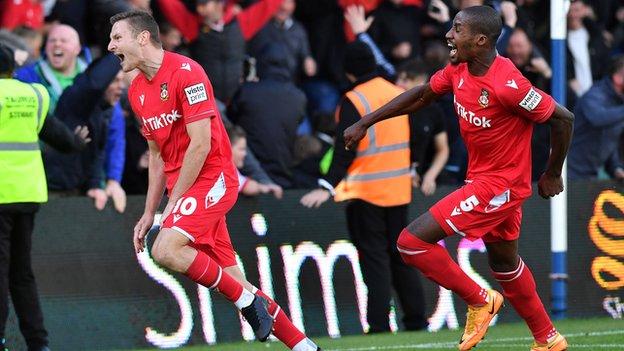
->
[[0, 204, 48, 349], [346, 199, 427, 333]]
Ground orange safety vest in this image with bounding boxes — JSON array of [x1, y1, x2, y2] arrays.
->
[[335, 77, 411, 207]]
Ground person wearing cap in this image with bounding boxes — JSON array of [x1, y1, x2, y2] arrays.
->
[[0, 44, 89, 351], [300, 41, 427, 333]]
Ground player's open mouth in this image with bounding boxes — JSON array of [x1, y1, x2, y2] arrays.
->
[[115, 53, 125, 63], [448, 42, 457, 57]]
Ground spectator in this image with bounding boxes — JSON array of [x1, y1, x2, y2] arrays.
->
[[506, 28, 551, 91], [0, 0, 44, 31], [292, 112, 336, 188], [46, 54, 124, 210], [505, 27, 553, 181], [102, 71, 127, 213], [159, 21, 183, 52], [120, 92, 149, 195], [566, 0, 610, 97], [227, 125, 283, 198], [12, 26, 43, 64], [0, 29, 31, 66], [421, 41, 467, 185], [344, 5, 396, 79], [15, 24, 87, 113], [300, 42, 427, 333], [0, 43, 88, 351], [229, 42, 306, 189], [396, 59, 449, 195], [156, 0, 282, 102], [369, 0, 426, 65], [568, 55, 624, 181], [248, 0, 317, 82]]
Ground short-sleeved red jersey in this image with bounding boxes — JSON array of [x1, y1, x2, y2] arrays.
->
[[429, 56, 555, 199], [128, 51, 237, 192]]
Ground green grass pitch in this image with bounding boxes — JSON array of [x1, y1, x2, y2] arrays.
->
[[127, 317, 624, 351]]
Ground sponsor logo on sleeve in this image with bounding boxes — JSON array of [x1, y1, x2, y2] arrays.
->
[[184, 83, 208, 105], [519, 87, 542, 111], [181, 62, 191, 71]]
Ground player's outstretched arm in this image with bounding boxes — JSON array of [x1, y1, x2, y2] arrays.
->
[[344, 83, 440, 150], [538, 104, 574, 199]]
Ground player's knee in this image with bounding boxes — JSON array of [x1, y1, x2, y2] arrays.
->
[[151, 242, 174, 268], [488, 254, 520, 273], [397, 228, 432, 263]]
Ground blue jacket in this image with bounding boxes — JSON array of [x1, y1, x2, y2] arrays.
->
[[105, 103, 126, 183], [568, 78, 624, 179], [45, 53, 124, 191]]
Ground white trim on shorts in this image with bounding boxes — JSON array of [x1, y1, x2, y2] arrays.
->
[[445, 219, 467, 237], [171, 226, 196, 242]]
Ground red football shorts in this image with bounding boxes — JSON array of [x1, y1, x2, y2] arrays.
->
[[162, 175, 239, 267], [429, 179, 525, 243]]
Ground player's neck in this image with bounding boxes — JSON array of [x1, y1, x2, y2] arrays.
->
[[140, 49, 165, 81], [467, 50, 497, 77]]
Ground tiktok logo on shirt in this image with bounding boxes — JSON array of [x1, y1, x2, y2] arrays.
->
[[453, 97, 492, 128], [142, 109, 182, 132]]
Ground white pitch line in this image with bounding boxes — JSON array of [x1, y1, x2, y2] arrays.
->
[[324, 329, 624, 351]]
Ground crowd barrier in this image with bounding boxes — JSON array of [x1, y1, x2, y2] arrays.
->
[[4, 180, 622, 350]]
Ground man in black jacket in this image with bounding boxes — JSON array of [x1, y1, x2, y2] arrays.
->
[[229, 42, 307, 188]]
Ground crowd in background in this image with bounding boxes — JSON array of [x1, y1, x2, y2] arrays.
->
[[2, 0, 624, 213]]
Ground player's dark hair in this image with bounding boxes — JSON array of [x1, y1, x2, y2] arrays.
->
[[607, 55, 624, 76], [397, 58, 431, 81], [110, 10, 161, 46], [462, 6, 502, 46]]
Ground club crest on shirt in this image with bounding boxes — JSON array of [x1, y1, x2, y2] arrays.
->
[[478, 89, 489, 108], [160, 83, 169, 101]]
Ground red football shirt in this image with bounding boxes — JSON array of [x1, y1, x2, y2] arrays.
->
[[429, 56, 556, 199], [128, 51, 237, 192]]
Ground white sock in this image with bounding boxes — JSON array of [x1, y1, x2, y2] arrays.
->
[[234, 288, 255, 309], [292, 338, 318, 351]]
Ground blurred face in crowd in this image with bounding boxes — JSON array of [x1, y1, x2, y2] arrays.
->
[[507, 29, 532, 67], [108, 20, 147, 73], [396, 73, 427, 91], [567, 1, 588, 30], [275, 0, 295, 23], [389, 0, 404, 5], [197, 0, 225, 24], [160, 27, 182, 51], [460, 0, 483, 9], [129, 0, 151, 10], [231, 137, 247, 169], [105, 71, 126, 106], [424, 41, 450, 70], [45, 24, 81, 75]]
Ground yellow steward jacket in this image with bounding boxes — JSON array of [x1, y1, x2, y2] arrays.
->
[[335, 77, 411, 207]]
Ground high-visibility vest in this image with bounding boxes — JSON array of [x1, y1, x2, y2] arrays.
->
[[335, 77, 411, 207], [0, 79, 50, 204]]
